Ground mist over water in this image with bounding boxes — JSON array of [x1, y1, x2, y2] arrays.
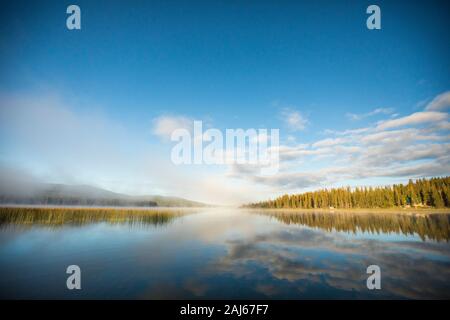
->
[[0, 208, 449, 299]]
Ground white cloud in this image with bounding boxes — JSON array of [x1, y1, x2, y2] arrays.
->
[[425, 91, 450, 111], [312, 137, 347, 148], [346, 107, 394, 121], [376, 111, 448, 130], [2, 89, 450, 205], [0, 93, 287, 205], [231, 94, 450, 194], [0, 93, 133, 175], [229, 164, 326, 190], [281, 109, 308, 131], [152, 115, 193, 139]]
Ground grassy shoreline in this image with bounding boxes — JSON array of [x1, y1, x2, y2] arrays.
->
[[0, 206, 195, 227], [1, 205, 449, 214], [0, 204, 203, 211]]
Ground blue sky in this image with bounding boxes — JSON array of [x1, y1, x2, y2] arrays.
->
[[0, 0, 449, 204]]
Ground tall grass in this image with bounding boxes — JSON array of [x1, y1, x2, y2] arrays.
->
[[0, 207, 192, 228]]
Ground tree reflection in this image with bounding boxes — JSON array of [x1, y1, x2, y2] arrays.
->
[[252, 210, 450, 242]]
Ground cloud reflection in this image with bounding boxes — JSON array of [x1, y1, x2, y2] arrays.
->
[[199, 211, 450, 299]]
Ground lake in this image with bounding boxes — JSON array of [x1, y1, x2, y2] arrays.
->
[[0, 207, 449, 299]]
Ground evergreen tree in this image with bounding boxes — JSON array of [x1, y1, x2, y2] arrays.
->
[[245, 176, 450, 209]]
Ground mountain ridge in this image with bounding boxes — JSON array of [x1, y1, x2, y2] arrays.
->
[[0, 182, 208, 208]]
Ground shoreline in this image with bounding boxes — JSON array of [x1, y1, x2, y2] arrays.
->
[[0, 204, 206, 211], [0, 205, 449, 215], [243, 207, 450, 215]]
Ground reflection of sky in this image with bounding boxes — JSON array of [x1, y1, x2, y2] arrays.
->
[[334, 229, 423, 243], [0, 209, 449, 299]]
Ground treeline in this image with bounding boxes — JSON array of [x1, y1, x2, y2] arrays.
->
[[245, 176, 450, 209]]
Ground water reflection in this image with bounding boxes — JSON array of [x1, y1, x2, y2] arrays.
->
[[0, 207, 191, 228], [0, 208, 449, 299], [252, 210, 450, 242], [207, 227, 450, 299], [199, 210, 450, 299]]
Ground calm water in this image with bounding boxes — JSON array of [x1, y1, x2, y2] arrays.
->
[[0, 207, 449, 299]]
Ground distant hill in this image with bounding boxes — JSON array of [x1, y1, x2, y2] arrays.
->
[[132, 195, 207, 207], [0, 183, 207, 208]]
